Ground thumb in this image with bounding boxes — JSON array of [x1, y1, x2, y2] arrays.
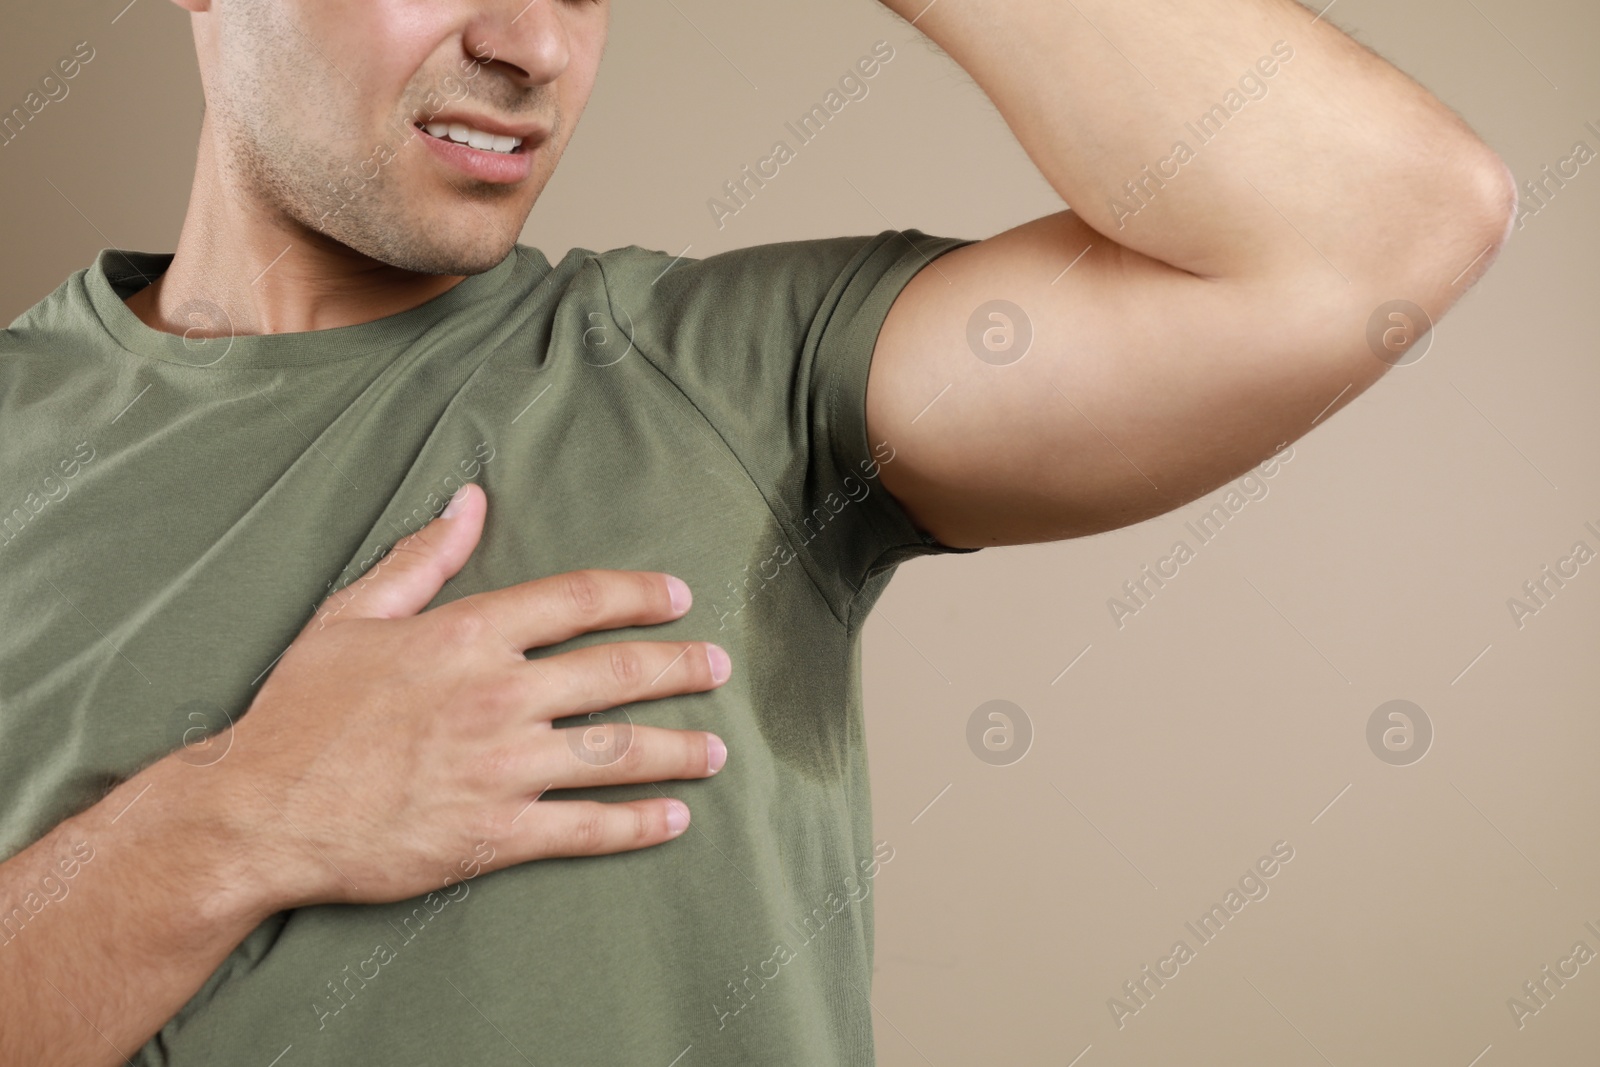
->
[[306, 482, 486, 632]]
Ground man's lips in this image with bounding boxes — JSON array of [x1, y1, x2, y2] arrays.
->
[[414, 115, 548, 184], [418, 111, 550, 151]]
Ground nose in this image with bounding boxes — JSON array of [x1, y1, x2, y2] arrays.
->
[[463, 0, 574, 86]]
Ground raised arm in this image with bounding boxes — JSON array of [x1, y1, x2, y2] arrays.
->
[[866, 0, 1516, 546]]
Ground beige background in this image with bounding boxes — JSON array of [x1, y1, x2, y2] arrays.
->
[[5, 1, 1598, 1064]]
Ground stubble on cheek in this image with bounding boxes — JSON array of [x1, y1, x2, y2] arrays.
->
[[211, 10, 540, 274]]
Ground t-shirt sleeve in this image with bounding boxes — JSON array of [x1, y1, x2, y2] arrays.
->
[[593, 228, 982, 628]]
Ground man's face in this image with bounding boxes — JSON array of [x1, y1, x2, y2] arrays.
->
[[192, 0, 607, 275]]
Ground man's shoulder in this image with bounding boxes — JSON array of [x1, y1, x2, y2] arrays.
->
[[572, 231, 882, 266], [564, 230, 904, 302], [552, 229, 961, 339], [1, 263, 99, 359]]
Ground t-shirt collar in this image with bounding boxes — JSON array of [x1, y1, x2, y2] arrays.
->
[[83, 244, 543, 369]]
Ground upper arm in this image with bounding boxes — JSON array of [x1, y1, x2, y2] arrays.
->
[[865, 209, 1452, 548]]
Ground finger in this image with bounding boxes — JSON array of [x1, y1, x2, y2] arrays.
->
[[521, 723, 726, 789], [524, 639, 730, 722], [511, 797, 691, 860], [445, 568, 692, 654], [302, 483, 486, 635]]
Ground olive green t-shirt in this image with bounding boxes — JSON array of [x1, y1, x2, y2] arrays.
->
[[0, 230, 978, 1066]]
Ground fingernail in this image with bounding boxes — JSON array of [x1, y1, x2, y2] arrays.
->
[[442, 484, 471, 519], [706, 644, 731, 684], [666, 799, 690, 835], [707, 734, 727, 773], [667, 575, 692, 614]]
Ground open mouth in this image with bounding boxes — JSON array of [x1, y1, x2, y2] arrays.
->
[[416, 121, 524, 155]]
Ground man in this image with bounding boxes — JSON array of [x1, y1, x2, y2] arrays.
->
[[0, 0, 1512, 1063]]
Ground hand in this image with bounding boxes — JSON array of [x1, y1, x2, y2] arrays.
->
[[213, 482, 730, 909]]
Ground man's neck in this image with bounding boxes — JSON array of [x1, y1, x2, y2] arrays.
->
[[124, 132, 466, 338]]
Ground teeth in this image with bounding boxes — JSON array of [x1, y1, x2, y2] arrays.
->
[[420, 120, 524, 154]]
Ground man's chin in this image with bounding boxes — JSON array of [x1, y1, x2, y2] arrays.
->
[[370, 241, 518, 278], [413, 250, 516, 276], [321, 218, 521, 278]]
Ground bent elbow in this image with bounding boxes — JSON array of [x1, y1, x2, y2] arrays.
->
[[1474, 149, 1518, 241], [1458, 147, 1519, 273]]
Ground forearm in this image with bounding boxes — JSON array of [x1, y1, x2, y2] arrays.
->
[[879, 0, 1513, 285], [0, 756, 287, 1067]]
